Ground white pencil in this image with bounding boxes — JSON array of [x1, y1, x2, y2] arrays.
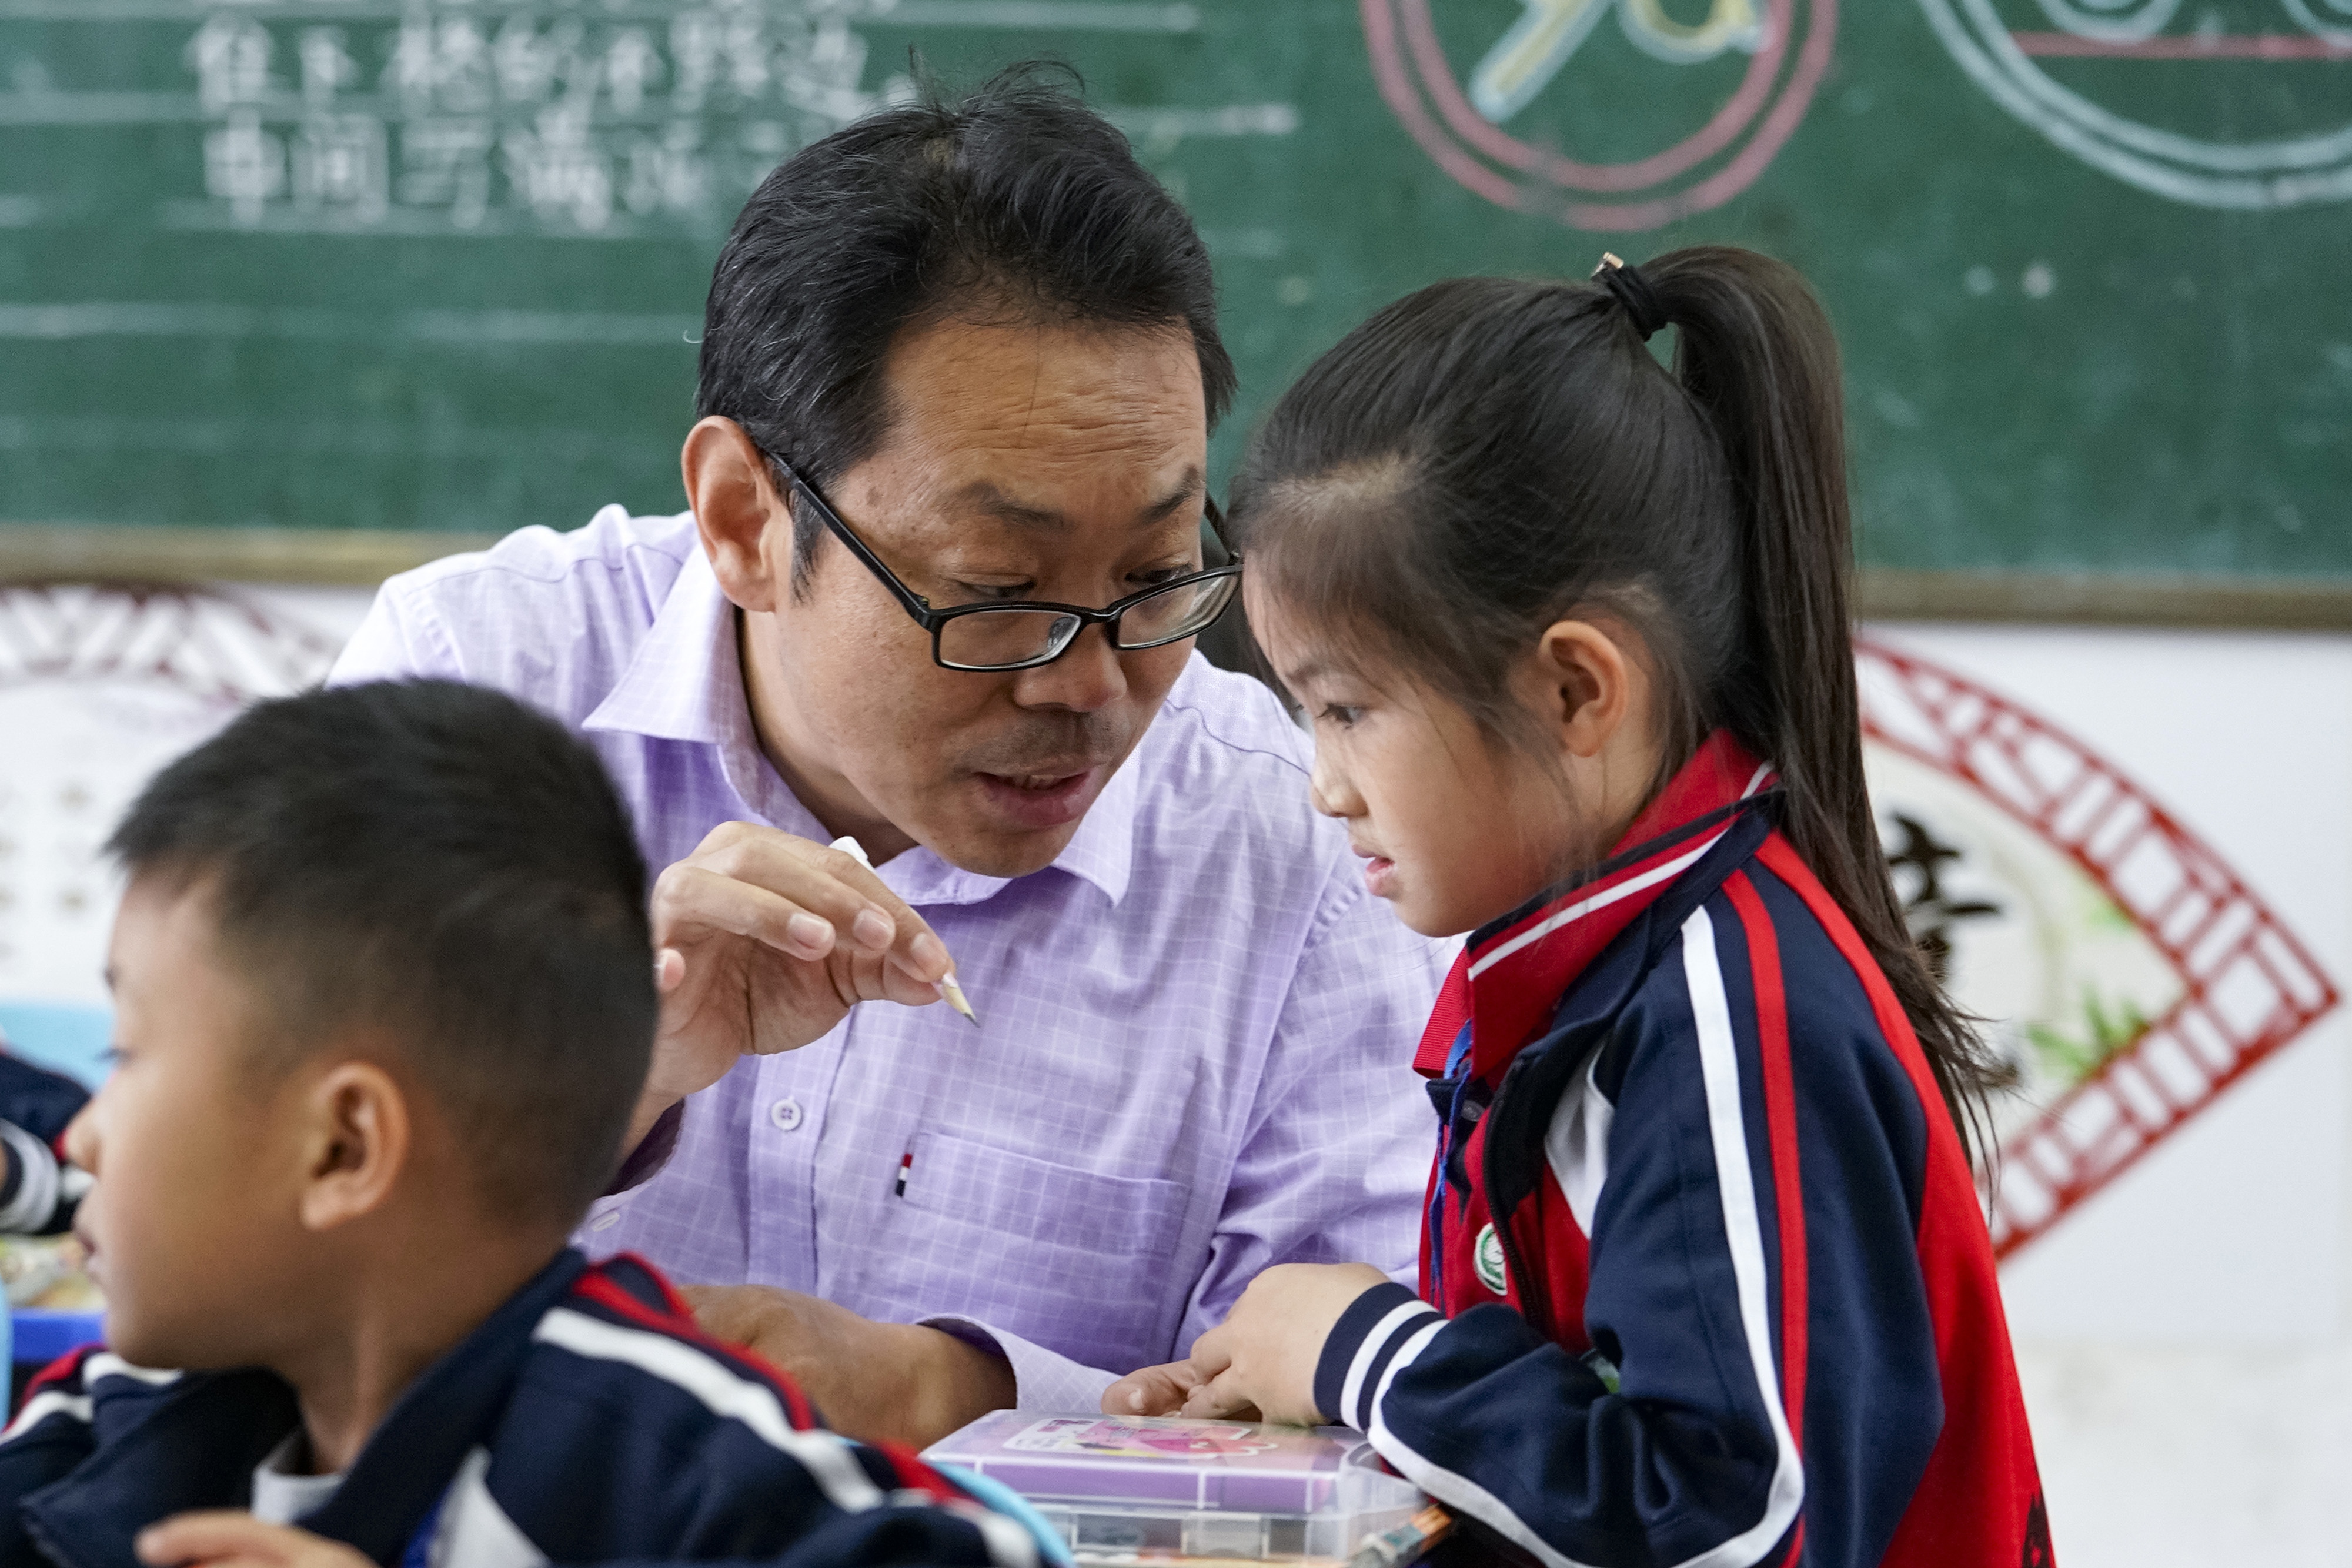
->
[[829, 835, 981, 1027]]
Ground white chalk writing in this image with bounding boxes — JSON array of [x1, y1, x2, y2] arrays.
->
[[188, 3, 902, 235]]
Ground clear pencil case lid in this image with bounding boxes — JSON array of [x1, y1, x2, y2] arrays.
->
[[924, 1413, 1424, 1563]]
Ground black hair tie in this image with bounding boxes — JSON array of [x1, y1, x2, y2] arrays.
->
[[1592, 252, 1668, 340]]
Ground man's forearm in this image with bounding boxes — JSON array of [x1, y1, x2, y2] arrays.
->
[[682, 1285, 1015, 1450], [884, 1324, 1017, 1448]]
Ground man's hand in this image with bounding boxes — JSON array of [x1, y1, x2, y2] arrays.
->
[[683, 1283, 1015, 1448], [137, 1515, 372, 1568], [1175, 1263, 1393, 1427], [631, 824, 958, 1148]]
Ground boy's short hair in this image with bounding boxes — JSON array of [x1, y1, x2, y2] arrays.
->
[[107, 679, 655, 1226]]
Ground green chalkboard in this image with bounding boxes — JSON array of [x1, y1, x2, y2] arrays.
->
[[1, 0, 2347, 581]]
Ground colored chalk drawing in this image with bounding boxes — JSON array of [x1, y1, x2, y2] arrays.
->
[[1360, 0, 1835, 229], [1916, 0, 2352, 208], [1856, 637, 2339, 1256]]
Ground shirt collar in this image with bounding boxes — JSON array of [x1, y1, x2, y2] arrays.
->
[[1414, 731, 1778, 1079], [584, 545, 746, 748], [583, 543, 1137, 908]]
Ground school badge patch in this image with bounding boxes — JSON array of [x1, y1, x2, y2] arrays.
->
[[1473, 1222, 1511, 1295]]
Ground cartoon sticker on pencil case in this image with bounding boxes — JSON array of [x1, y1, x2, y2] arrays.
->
[[1005, 1418, 1284, 1462], [1856, 636, 2338, 1257]]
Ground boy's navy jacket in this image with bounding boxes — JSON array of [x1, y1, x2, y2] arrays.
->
[[1311, 734, 2050, 1568], [0, 1250, 1040, 1568]]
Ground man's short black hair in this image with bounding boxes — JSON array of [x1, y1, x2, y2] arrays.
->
[[106, 680, 654, 1228], [696, 62, 1237, 586]]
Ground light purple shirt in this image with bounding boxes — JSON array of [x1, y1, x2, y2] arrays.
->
[[330, 506, 1448, 1413]]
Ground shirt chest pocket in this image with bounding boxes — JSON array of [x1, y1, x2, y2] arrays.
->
[[889, 1128, 1195, 1370], [901, 1128, 1191, 1259]]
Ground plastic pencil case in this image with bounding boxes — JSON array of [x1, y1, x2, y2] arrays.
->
[[923, 1412, 1424, 1563]]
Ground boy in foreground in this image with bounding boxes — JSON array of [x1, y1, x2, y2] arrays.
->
[[0, 681, 1037, 1568]]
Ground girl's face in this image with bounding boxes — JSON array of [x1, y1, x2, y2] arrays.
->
[[1250, 584, 1581, 938]]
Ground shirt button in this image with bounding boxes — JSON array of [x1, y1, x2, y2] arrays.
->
[[769, 1096, 805, 1132], [586, 1209, 621, 1233]]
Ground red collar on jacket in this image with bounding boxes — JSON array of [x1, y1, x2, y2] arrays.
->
[[1414, 731, 1776, 1082]]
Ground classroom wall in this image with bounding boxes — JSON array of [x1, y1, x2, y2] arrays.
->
[[0, 589, 2344, 1565], [1872, 622, 2352, 1568]]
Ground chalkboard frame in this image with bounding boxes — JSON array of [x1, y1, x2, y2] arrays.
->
[[1, 527, 2347, 630]]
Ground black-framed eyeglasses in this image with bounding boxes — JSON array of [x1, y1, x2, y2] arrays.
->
[[769, 454, 1243, 674]]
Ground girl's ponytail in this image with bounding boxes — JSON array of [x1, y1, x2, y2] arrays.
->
[[1646, 247, 2004, 1160], [1231, 246, 2003, 1164]]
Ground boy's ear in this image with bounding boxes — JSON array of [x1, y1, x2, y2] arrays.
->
[[295, 1059, 412, 1233], [682, 416, 793, 614]]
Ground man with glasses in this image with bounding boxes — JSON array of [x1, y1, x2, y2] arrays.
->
[[330, 69, 1445, 1447]]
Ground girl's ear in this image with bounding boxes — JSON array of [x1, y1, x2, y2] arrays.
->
[[681, 416, 792, 614], [1528, 618, 1638, 760], [294, 1058, 412, 1233]]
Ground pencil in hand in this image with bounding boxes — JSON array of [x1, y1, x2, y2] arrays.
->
[[828, 835, 981, 1027]]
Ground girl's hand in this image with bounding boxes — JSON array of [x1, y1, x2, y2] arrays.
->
[[1102, 1357, 1208, 1416], [1179, 1262, 1394, 1426], [136, 1514, 373, 1568]]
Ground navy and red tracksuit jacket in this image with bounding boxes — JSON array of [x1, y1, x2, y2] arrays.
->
[[1312, 733, 2049, 1568], [0, 1249, 1039, 1568]]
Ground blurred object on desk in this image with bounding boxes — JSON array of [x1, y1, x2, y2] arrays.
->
[[4, 1233, 102, 1378], [0, 1235, 96, 1313]]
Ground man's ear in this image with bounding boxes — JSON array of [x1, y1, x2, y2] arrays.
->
[[681, 416, 793, 614], [294, 1060, 412, 1234], [1526, 618, 1638, 760]]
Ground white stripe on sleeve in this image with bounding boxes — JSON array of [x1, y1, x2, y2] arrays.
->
[[1340, 1299, 1442, 1432], [1674, 905, 1805, 1567], [1363, 1435, 1584, 1568], [2, 1389, 91, 1440], [1365, 1319, 1446, 1426], [533, 1307, 884, 1512]]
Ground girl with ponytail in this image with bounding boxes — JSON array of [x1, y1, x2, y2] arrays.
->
[[1107, 249, 2049, 1568]]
